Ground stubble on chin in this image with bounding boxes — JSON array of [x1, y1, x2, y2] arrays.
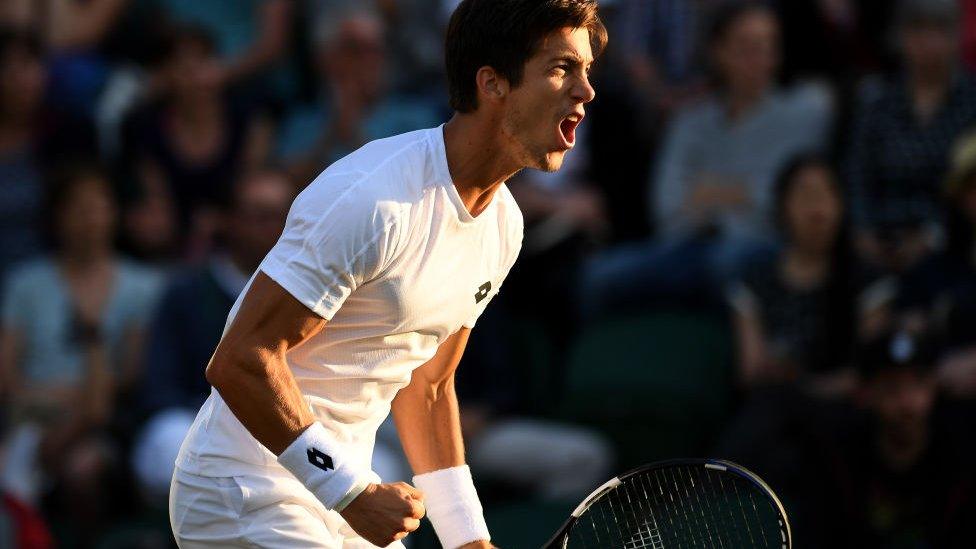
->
[[537, 150, 565, 172]]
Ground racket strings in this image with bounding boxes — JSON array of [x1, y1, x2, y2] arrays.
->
[[565, 464, 784, 548]]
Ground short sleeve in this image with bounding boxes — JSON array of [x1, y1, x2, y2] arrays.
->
[[260, 173, 402, 320]]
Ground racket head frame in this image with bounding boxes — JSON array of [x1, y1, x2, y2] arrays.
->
[[541, 458, 792, 549]]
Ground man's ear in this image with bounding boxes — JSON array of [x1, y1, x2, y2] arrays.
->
[[475, 66, 509, 104]]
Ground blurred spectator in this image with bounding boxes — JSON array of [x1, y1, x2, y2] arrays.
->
[[615, 0, 716, 119], [0, 28, 95, 282], [119, 25, 272, 261], [728, 155, 893, 397], [0, 0, 127, 52], [899, 131, 976, 398], [151, 0, 295, 103], [653, 2, 831, 248], [0, 164, 160, 543], [309, 0, 447, 95], [846, 0, 976, 273], [140, 169, 293, 417], [277, 4, 439, 185], [133, 169, 293, 502], [582, 2, 831, 316], [772, 0, 897, 160], [0, 0, 130, 118], [841, 330, 976, 546]]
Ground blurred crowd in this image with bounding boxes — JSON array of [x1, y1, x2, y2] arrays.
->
[[0, 0, 976, 547]]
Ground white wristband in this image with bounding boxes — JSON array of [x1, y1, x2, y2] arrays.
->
[[277, 422, 372, 511], [413, 465, 490, 549]]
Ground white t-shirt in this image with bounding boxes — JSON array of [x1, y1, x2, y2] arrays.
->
[[176, 126, 523, 477]]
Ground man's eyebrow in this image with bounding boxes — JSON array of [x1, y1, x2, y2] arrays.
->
[[549, 51, 594, 66]]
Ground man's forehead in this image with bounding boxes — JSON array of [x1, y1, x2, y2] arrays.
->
[[537, 27, 594, 63]]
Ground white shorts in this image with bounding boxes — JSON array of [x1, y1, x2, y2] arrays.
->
[[169, 466, 405, 548]]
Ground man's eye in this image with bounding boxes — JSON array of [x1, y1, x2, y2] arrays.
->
[[553, 65, 569, 75]]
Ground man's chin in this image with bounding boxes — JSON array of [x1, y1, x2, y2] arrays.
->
[[537, 151, 567, 172]]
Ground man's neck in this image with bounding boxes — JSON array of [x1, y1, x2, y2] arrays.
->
[[442, 113, 523, 217]]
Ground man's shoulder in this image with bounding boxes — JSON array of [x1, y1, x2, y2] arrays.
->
[[303, 127, 444, 211], [289, 128, 445, 242], [327, 127, 438, 177]]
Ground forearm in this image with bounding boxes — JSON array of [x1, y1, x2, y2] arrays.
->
[[392, 376, 465, 474], [206, 347, 315, 455]]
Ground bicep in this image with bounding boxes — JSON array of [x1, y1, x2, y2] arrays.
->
[[399, 328, 471, 396], [214, 271, 329, 362]]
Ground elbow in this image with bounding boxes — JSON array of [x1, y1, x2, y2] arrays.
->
[[204, 352, 229, 390], [205, 346, 257, 391]]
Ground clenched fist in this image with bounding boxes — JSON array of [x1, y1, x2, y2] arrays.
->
[[340, 482, 426, 547]]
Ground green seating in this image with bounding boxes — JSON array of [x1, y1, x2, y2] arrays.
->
[[559, 311, 734, 468], [486, 499, 575, 548]]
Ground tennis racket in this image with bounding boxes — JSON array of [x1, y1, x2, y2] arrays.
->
[[542, 459, 791, 549]]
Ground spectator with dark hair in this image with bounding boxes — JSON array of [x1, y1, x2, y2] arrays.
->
[[614, 0, 718, 119], [0, 28, 95, 282], [839, 330, 976, 546], [846, 0, 976, 273], [0, 164, 160, 543], [716, 158, 893, 544], [0, 0, 131, 119], [120, 25, 272, 261], [277, 5, 439, 186], [582, 2, 831, 315], [729, 155, 893, 396]]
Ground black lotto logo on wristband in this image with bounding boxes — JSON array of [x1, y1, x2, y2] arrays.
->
[[307, 447, 334, 472]]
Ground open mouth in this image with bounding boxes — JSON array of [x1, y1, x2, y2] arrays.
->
[[559, 113, 583, 148]]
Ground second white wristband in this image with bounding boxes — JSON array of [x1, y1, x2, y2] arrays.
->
[[413, 465, 490, 549]]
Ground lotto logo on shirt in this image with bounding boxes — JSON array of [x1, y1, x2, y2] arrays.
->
[[475, 281, 491, 303]]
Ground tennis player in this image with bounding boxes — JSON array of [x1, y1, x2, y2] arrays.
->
[[169, 1, 606, 547]]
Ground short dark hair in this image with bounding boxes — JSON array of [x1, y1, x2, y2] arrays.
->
[[445, 0, 607, 113]]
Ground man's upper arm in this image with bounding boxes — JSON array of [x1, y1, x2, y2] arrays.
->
[[404, 328, 471, 391], [211, 271, 329, 369], [259, 173, 401, 321]]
